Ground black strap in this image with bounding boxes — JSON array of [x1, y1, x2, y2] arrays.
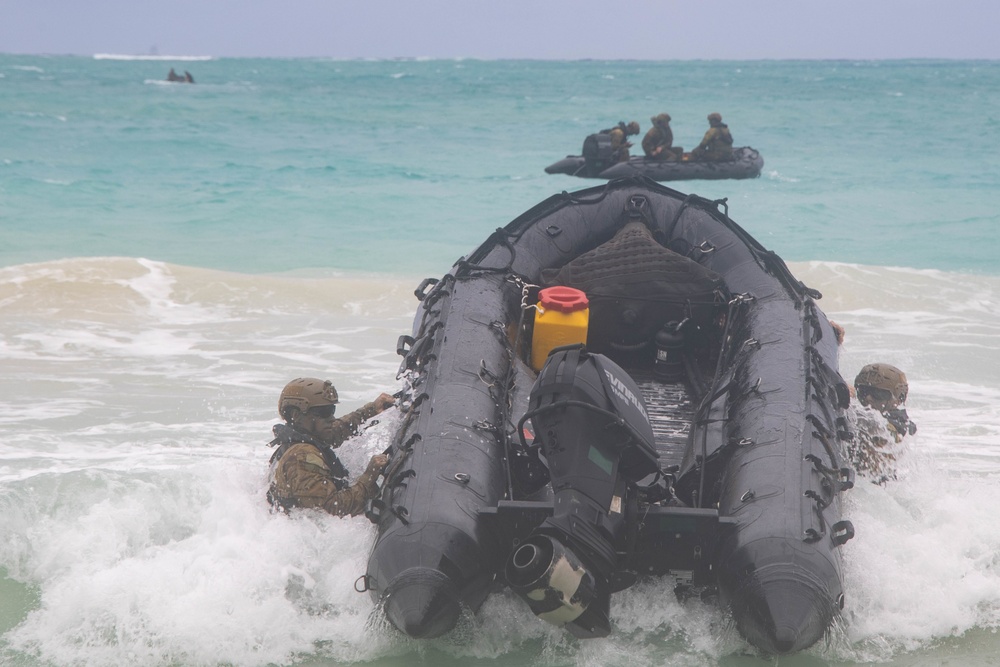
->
[[268, 423, 349, 488]]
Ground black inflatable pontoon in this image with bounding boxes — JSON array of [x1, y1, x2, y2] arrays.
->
[[545, 146, 764, 181], [364, 177, 854, 655]]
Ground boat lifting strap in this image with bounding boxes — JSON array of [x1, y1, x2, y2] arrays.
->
[[692, 241, 716, 258], [507, 274, 540, 311], [728, 292, 755, 306], [396, 321, 444, 378], [804, 501, 829, 543], [747, 377, 780, 397], [805, 453, 856, 492], [456, 229, 517, 276], [414, 273, 455, 309], [804, 489, 829, 510], [478, 359, 501, 387], [806, 414, 833, 440], [804, 453, 838, 476], [804, 308, 825, 345]]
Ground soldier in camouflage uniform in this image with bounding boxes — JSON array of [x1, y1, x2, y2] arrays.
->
[[642, 113, 678, 160], [847, 363, 917, 484], [267, 377, 395, 516], [690, 112, 735, 161], [605, 120, 640, 163]]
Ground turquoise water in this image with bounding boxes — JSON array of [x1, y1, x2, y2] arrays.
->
[[2, 55, 1000, 667], [4, 56, 998, 275]]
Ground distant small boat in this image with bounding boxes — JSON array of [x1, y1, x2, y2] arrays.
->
[[546, 146, 764, 182], [166, 68, 195, 84]]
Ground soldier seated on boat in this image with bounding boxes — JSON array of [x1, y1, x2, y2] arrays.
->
[[604, 120, 640, 163], [690, 112, 735, 161], [166, 68, 195, 84], [847, 363, 917, 484], [267, 377, 395, 516], [642, 113, 679, 161]]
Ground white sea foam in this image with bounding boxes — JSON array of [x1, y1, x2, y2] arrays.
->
[[838, 465, 1000, 659], [0, 257, 996, 665], [766, 170, 799, 182], [1, 416, 401, 667], [93, 54, 213, 61]]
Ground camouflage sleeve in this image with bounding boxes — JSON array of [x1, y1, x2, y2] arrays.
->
[[608, 128, 625, 149], [270, 443, 380, 517], [660, 125, 673, 148], [328, 401, 381, 448], [694, 128, 715, 153], [321, 468, 381, 517], [641, 128, 658, 155], [847, 430, 896, 476], [845, 409, 900, 483]]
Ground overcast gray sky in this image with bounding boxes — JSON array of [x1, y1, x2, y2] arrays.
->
[[2, 0, 996, 60]]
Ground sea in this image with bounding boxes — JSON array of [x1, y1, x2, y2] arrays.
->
[[1, 54, 999, 667]]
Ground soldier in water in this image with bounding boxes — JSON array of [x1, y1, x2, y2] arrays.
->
[[267, 377, 395, 516], [847, 363, 918, 484]]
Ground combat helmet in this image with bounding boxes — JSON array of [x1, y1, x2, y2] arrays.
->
[[707, 112, 723, 123], [651, 113, 671, 125], [854, 363, 908, 409], [279, 377, 338, 421], [626, 121, 640, 135]]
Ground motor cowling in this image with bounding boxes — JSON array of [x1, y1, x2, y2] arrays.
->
[[581, 133, 615, 176], [507, 345, 659, 637]]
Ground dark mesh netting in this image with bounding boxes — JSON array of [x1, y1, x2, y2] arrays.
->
[[545, 221, 728, 356]]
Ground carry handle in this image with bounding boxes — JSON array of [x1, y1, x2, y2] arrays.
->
[[839, 467, 855, 491], [832, 520, 855, 546], [396, 335, 415, 357], [414, 277, 439, 301]]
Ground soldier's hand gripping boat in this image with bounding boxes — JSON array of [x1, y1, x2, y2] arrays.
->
[[363, 176, 855, 655]]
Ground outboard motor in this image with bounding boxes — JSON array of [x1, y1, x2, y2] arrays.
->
[[506, 345, 660, 638], [581, 133, 615, 176]]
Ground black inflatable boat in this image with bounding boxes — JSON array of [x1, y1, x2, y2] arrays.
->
[[364, 177, 854, 655], [545, 145, 764, 181]]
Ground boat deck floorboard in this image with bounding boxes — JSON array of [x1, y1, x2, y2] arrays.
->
[[632, 370, 694, 470]]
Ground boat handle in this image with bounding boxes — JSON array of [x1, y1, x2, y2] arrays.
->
[[839, 467, 855, 491], [392, 505, 410, 526], [364, 498, 384, 525], [832, 520, 855, 546], [354, 574, 372, 593], [414, 277, 439, 301], [396, 335, 414, 357]]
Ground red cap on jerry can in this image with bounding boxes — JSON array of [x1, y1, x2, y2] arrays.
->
[[538, 286, 589, 313]]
